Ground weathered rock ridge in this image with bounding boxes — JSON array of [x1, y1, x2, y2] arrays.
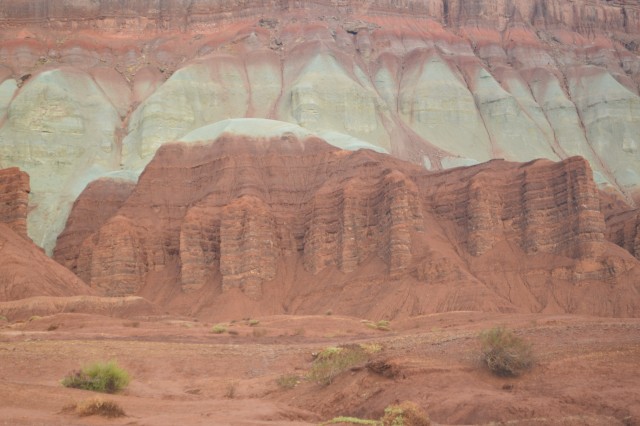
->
[[1, 1, 640, 253], [55, 135, 640, 318], [0, 167, 29, 239], [0, 168, 93, 301], [1, 1, 639, 36]]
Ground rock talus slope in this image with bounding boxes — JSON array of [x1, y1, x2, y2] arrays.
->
[[54, 134, 640, 318], [0, 0, 640, 251]]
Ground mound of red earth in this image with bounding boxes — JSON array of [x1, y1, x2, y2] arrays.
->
[[53, 135, 640, 319]]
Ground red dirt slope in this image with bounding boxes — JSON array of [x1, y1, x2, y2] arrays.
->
[[0, 223, 93, 301]]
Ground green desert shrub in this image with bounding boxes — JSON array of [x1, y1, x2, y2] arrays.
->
[[62, 360, 130, 393], [309, 345, 368, 386], [479, 326, 533, 377], [211, 324, 227, 334], [381, 401, 431, 426], [321, 416, 379, 425], [276, 373, 299, 389], [363, 319, 391, 331]]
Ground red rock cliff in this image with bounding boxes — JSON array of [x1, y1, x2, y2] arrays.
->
[[0, 167, 29, 239], [55, 135, 640, 318]]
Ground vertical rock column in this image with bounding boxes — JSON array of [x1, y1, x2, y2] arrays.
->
[[0, 167, 30, 239]]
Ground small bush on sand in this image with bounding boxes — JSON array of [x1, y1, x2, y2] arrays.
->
[[320, 402, 429, 425], [276, 373, 299, 389], [252, 327, 267, 337], [381, 401, 431, 426], [62, 360, 130, 393], [321, 416, 379, 425], [363, 320, 391, 331], [211, 324, 227, 334], [64, 397, 126, 418], [479, 326, 533, 377], [309, 345, 369, 386], [224, 381, 237, 398]]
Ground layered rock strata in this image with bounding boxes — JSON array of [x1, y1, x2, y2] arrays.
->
[[0, 167, 29, 239], [1, 1, 640, 252], [55, 134, 640, 317], [0, 167, 95, 301]]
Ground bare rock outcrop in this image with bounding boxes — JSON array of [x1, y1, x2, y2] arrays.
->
[[53, 178, 136, 277], [56, 134, 640, 317], [0, 167, 29, 239], [428, 157, 606, 258], [0, 167, 94, 301]]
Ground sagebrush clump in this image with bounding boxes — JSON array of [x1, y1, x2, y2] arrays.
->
[[309, 345, 369, 385], [276, 373, 299, 389], [381, 401, 431, 426], [65, 397, 126, 418], [211, 324, 227, 334], [61, 360, 130, 393], [479, 326, 533, 377]]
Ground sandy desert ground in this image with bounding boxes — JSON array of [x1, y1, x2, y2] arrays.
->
[[1, 310, 639, 425]]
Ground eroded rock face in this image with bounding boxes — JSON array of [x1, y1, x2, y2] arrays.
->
[[0, 167, 29, 239], [1, 1, 640, 252], [0, 168, 93, 301], [53, 178, 137, 284], [55, 134, 640, 317]]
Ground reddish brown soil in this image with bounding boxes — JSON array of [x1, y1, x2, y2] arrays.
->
[[1, 311, 638, 425]]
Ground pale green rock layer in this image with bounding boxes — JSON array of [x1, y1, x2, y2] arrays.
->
[[0, 47, 639, 253]]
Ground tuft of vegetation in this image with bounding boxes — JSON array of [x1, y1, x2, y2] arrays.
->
[[65, 397, 126, 418], [309, 345, 369, 386], [363, 320, 391, 331], [381, 401, 431, 426], [0, 315, 8, 322], [211, 324, 227, 334], [321, 402, 429, 425], [61, 360, 130, 393], [252, 327, 267, 337], [321, 416, 380, 425], [224, 381, 237, 399], [479, 326, 533, 377], [248, 319, 260, 326], [29, 315, 41, 322], [276, 373, 299, 389], [47, 324, 59, 331], [360, 343, 384, 355]]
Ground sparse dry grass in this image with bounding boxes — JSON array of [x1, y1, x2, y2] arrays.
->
[[63, 397, 126, 418], [211, 324, 227, 334], [381, 401, 430, 426], [363, 320, 391, 331], [479, 326, 533, 377], [309, 345, 369, 385], [276, 373, 299, 389]]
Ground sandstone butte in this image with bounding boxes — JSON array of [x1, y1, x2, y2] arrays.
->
[[0, 0, 639, 254], [1, 3, 640, 425]]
